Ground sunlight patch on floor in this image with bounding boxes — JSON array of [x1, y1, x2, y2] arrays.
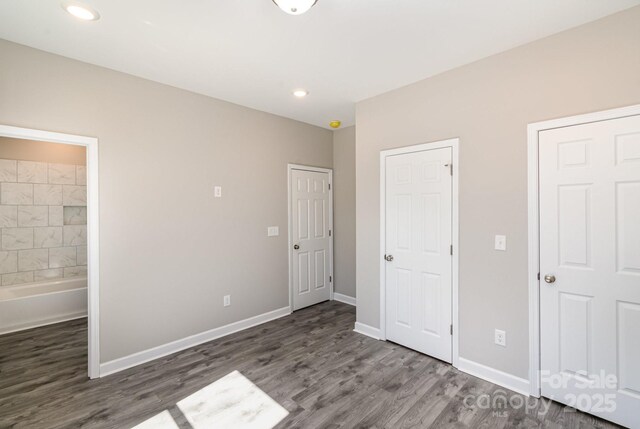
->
[[132, 410, 180, 429], [178, 370, 289, 428], [132, 370, 289, 429]]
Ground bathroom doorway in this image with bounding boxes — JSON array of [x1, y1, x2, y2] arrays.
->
[[0, 125, 99, 378]]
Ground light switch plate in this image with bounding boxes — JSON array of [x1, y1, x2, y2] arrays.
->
[[214, 186, 222, 198], [267, 226, 279, 237], [223, 295, 231, 307], [494, 235, 507, 251], [495, 329, 506, 347]]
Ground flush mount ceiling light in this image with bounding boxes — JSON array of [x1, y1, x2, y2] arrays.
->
[[293, 89, 309, 98], [62, 2, 100, 21], [272, 0, 318, 16]]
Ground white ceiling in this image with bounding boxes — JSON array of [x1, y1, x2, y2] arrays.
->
[[0, 0, 638, 129]]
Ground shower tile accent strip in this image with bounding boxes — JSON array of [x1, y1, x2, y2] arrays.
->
[[0, 159, 87, 287]]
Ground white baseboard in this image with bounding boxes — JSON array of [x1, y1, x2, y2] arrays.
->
[[100, 306, 291, 377], [456, 357, 530, 396], [333, 292, 356, 306], [353, 322, 381, 340]]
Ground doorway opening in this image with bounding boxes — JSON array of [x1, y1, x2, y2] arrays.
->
[[0, 125, 99, 379]]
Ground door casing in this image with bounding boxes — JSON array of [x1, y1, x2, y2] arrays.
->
[[379, 138, 460, 368], [527, 103, 640, 397], [287, 164, 334, 312], [0, 124, 100, 379]]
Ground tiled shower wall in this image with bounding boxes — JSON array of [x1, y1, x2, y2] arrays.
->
[[0, 159, 87, 286]]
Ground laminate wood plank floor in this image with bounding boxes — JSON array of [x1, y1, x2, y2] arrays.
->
[[0, 301, 621, 429]]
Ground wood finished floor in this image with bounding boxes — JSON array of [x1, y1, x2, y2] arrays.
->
[[0, 301, 622, 429]]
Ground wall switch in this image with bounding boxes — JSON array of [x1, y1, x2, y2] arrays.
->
[[267, 226, 279, 237], [223, 295, 231, 307], [494, 235, 507, 251], [495, 329, 506, 347], [214, 186, 222, 198]]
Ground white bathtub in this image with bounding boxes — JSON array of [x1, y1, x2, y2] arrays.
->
[[0, 278, 87, 335]]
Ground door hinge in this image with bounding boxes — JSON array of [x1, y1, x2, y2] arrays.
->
[[445, 163, 453, 176], [537, 272, 540, 280], [329, 230, 332, 237], [329, 275, 332, 283], [450, 324, 453, 335], [328, 183, 331, 190], [450, 245, 453, 255]]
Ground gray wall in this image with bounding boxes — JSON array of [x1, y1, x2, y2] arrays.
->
[[0, 39, 333, 363], [355, 6, 640, 379], [332, 126, 356, 299]]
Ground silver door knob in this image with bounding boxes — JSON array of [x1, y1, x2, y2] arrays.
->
[[294, 244, 300, 250], [385, 254, 394, 262], [544, 274, 556, 284]]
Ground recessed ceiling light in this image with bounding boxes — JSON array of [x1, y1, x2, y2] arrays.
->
[[62, 2, 100, 21], [293, 89, 309, 98], [272, 0, 318, 16]]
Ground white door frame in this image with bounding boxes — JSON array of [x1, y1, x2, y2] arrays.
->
[[379, 138, 460, 367], [0, 124, 100, 379], [527, 103, 640, 397], [287, 164, 334, 312]]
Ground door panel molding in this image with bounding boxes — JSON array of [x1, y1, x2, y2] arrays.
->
[[379, 138, 459, 367], [287, 164, 333, 312], [527, 103, 640, 402]]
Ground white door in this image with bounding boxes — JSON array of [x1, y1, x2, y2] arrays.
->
[[540, 115, 640, 428], [385, 147, 453, 362], [290, 168, 332, 311]]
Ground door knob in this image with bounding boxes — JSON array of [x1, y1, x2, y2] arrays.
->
[[294, 244, 300, 250], [384, 254, 394, 262], [544, 274, 556, 284]]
